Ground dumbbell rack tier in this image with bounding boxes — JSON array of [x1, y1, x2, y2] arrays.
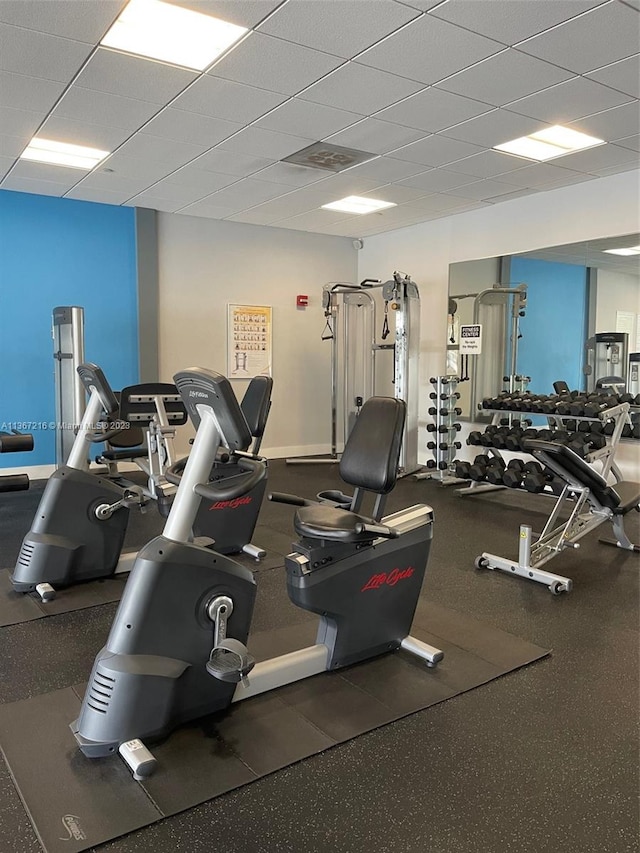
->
[[458, 401, 632, 497], [416, 376, 463, 485]]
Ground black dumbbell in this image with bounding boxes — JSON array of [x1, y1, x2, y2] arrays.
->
[[479, 426, 499, 446], [585, 432, 606, 450], [522, 462, 552, 493], [469, 454, 491, 481], [503, 459, 526, 488], [468, 431, 484, 445], [485, 458, 507, 484], [564, 432, 591, 457], [455, 461, 472, 479]]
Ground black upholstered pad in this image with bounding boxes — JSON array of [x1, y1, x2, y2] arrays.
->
[[525, 440, 619, 508], [100, 448, 148, 461], [339, 397, 405, 494], [294, 504, 375, 542], [241, 376, 273, 440]]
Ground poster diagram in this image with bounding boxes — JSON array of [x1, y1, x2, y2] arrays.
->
[[227, 304, 272, 379]]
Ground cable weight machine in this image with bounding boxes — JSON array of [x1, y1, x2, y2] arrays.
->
[[287, 272, 421, 475]]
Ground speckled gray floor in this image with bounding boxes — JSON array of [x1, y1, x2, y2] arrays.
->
[[0, 461, 638, 853]]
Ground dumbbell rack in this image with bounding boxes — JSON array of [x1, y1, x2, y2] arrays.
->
[[0, 431, 34, 493], [458, 401, 631, 496], [416, 376, 463, 485]]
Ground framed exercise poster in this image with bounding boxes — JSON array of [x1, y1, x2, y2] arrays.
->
[[227, 304, 272, 379]]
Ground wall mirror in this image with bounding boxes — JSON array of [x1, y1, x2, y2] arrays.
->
[[448, 233, 640, 420]]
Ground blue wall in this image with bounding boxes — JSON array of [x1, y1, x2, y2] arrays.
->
[[0, 190, 139, 467], [510, 256, 588, 396]]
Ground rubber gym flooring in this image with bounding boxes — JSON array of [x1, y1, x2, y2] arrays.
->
[[0, 460, 638, 853]]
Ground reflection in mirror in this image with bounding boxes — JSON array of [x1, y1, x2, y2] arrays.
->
[[447, 234, 640, 419]]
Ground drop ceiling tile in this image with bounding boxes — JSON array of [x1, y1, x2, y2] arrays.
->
[[435, 49, 575, 107], [0, 106, 44, 138], [483, 187, 537, 203], [391, 0, 442, 10], [533, 172, 597, 190], [74, 48, 197, 104], [53, 87, 161, 131], [176, 201, 241, 220], [591, 160, 640, 177], [0, 155, 15, 179], [325, 118, 427, 155], [0, 134, 29, 157], [344, 156, 427, 182], [203, 178, 292, 207], [217, 127, 314, 160], [441, 109, 547, 147], [164, 0, 282, 28], [73, 169, 152, 195], [38, 114, 132, 150], [396, 168, 480, 192], [95, 153, 178, 182], [429, 0, 605, 46], [516, 2, 640, 74], [161, 165, 237, 192], [447, 179, 523, 200], [356, 15, 503, 84], [142, 109, 240, 147], [444, 149, 533, 178], [171, 76, 287, 124], [551, 142, 639, 172], [65, 186, 130, 205], [586, 53, 640, 99], [568, 102, 640, 143], [116, 133, 210, 166], [125, 194, 184, 213], [254, 99, 363, 140], [0, 1, 124, 43], [492, 163, 588, 188], [0, 23, 94, 83], [360, 183, 431, 203], [225, 208, 291, 225], [131, 180, 214, 205], [274, 209, 355, 231], [310, 174, 387, 199], [257, 0, 419, 59], [229, 192, 327, 221], [0, 175, 70, 196], [391, 135, 484, 166], [505, 77, 631, 124], [616, 134, 640, 152], [195, 148, 275, 177], [299, 63, 424, 116], [7, 158, 82, 187], [376, 88, 493, 133], [209, 32, 343, 95], [0, 71, 66, 112], [252, 162, 327, 187]]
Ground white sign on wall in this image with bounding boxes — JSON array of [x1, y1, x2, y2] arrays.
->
[[459, 324, 483, 354], [227, 304, 272, 379]]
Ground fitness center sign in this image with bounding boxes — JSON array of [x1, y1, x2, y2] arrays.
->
[[459, 324, 482, 355]]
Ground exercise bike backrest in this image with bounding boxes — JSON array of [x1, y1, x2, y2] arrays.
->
[[240, 375, 273, 455], [170, 368, 266, 503]]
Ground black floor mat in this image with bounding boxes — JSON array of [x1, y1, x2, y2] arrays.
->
[[0, 600, 549, 853]]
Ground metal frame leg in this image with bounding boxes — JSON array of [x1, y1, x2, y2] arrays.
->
[[400, 636, 444, 667]]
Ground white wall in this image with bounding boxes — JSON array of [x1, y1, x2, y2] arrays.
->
[[157, 214, 358, 458], [358, 170, 640, 464], [595, 268, 640, 349]]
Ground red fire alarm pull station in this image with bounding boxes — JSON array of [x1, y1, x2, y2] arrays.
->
[[296, 294, 309, 308]]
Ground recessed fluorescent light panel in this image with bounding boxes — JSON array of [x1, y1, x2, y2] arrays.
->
[[101, 0, 248, 71], [20, 138, 110, 169], [603, 246, 640, 256], [494, 125, 605, 161], [321, 196, 397, 215]]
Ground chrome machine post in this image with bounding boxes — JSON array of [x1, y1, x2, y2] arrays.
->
[[53, 306, 85, 468]]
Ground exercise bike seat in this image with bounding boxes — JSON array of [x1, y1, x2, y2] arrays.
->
[[294, 396, 406, 542], [294, 504, 378, 542]]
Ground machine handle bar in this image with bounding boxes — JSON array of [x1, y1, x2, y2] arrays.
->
[[267, 492, 313, 507], [193, 457, 266, 502], [354, 522, 399, 539]]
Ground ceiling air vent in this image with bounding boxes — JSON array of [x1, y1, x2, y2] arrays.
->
[[282, 142, 376, 173]]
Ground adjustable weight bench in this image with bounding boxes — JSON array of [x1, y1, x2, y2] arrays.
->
[[475, 439, 640, 594]]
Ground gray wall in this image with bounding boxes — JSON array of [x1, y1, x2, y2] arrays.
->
[[157, 213, 358, 457]]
